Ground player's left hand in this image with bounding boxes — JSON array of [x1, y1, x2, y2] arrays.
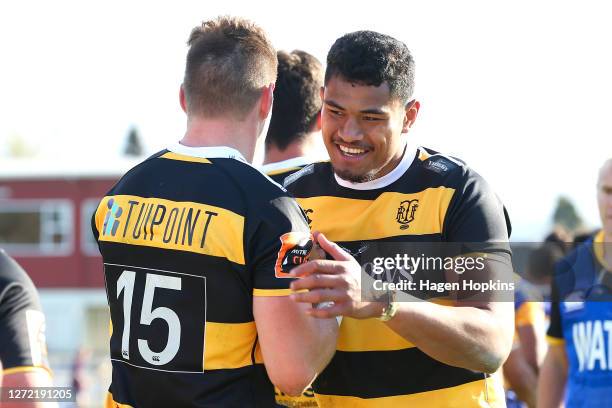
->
[[289, 232, 384, 319]]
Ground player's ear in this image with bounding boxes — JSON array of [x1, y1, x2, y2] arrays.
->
[[179, 85, 187, 114], [402, 100, 420, 133], [314, 111, 322, 131], [259, 83, 275, 119]]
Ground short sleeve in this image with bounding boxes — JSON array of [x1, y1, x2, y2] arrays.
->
[[443, 169, 511, 245], [0, 253, 50, 373], [247, 196, 312, 297], [515, 301, 545, 328]]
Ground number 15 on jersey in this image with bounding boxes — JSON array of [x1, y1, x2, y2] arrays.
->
[[104, 263, 207, 373]]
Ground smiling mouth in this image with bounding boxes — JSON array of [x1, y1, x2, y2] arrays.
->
[[337, 144, 369, 157]]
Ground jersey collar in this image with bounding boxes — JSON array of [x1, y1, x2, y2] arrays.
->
[[593, 230, 611, 271], [167, 142, 247, 162], [260, 157, 311, 173], [334, 140, 417, 191]]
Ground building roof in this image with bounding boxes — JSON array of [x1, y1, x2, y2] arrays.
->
[[0, 157, 142, 180]]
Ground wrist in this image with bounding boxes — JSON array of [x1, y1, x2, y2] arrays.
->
[[377, 288, 399, 322]]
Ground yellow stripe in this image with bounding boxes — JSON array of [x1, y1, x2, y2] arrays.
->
[[204, 321, 261, 370], [2, 365, 52, 377], [337, 317, 415, 351], [593, 230, 611, 271], [547, 335, 565, 346], [159, 152, 211, 164], [267, 166, 302, 176], [296, 188, 455, 242], [105, 392, 134, 408], [515, 301, 545, 327], [253, 288, 294, 297], [276, 386, 318, 407], [315, 377, 505, 408], [96, 195, 245, 265], [336, 298, 453, 352], [418, 148, 431, 161]]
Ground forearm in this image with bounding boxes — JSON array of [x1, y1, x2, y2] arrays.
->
[[537, 348, 567, 408], [503, 349, 538, 408], [384, 301, 513, 373], [301, 316, 339, 373]]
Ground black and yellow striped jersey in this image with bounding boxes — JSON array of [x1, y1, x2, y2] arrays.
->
[[93, 144, 312, 408], [262, 158, 319, 408], [284, 145, 512, 408], [0, 250, 51, 378], [261, 157, 312, 185]]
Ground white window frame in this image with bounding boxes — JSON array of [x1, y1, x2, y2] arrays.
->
[[81, 198, 102, 256], [0, 199, 74, 256]]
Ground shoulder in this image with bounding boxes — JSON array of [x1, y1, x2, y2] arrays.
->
[[0, 250, 41, 316], [0, 250, 35, 296], [283, 161, 335, 196], [553, 239, 596, 296], [413, 147, 486, 190], [218, 159, 290, 199]]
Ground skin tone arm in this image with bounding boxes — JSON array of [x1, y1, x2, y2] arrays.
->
[[503, 346, 538, 408], [290, 232, 514, 374], [502, 321, 546, 408], [537, 344, 568, 408], [254, 295, 338, 396], [1, 369, 58, 408]]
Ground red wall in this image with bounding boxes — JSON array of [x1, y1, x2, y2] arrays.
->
[[1, 177, 118, 288]]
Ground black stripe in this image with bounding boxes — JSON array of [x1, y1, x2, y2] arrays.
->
[[110, 361, 276, 407], [99, 242, 254, 323], [108, 156, 288, 217], [286, 151, 466, 201], [313, 348, 486, 399]]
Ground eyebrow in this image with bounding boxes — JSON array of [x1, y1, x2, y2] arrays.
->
[[324, 99, 388, 115]]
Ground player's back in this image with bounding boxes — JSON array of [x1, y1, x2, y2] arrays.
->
[[94, 145, 309, 408]]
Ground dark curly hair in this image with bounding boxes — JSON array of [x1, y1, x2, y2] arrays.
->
[[266, 50, 323, 151], [325, 31, 415, 104]]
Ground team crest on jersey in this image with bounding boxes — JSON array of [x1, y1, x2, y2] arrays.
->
[[396, 199, 419, 230], [275, 232, 313, 278]]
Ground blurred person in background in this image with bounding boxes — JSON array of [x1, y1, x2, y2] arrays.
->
[[261, 49, 325, 408], [538, 158, 612, 408], [0, 249, 55, 408], [262, 49, 324, 185], [92, 16, 337, 408], [504, 243, 564, 408]]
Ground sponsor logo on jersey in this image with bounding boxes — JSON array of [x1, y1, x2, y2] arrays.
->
[[425, 159, 450, 174], [396, 199, 419, 230], [572, 320, 612, 371], [103, 198, 124, 237], [275, 232, 313, 278], [95, 195, 249, 264]]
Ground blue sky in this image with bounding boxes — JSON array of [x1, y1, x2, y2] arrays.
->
[[1, 0, 611, 240]]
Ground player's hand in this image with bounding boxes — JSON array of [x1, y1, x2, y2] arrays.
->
[[289, 232, 384, 319]]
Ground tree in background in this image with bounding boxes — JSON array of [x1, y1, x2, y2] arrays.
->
[[552, 196, 583, 233], [6, 133, 38, 157], [123, 126, 144, 157]]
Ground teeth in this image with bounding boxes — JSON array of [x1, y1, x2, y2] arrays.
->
[[339, 145, 366, 155]]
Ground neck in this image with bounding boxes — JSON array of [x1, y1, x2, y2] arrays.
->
[[263, 133, 317, 165], [181, 114, 260, 163]]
